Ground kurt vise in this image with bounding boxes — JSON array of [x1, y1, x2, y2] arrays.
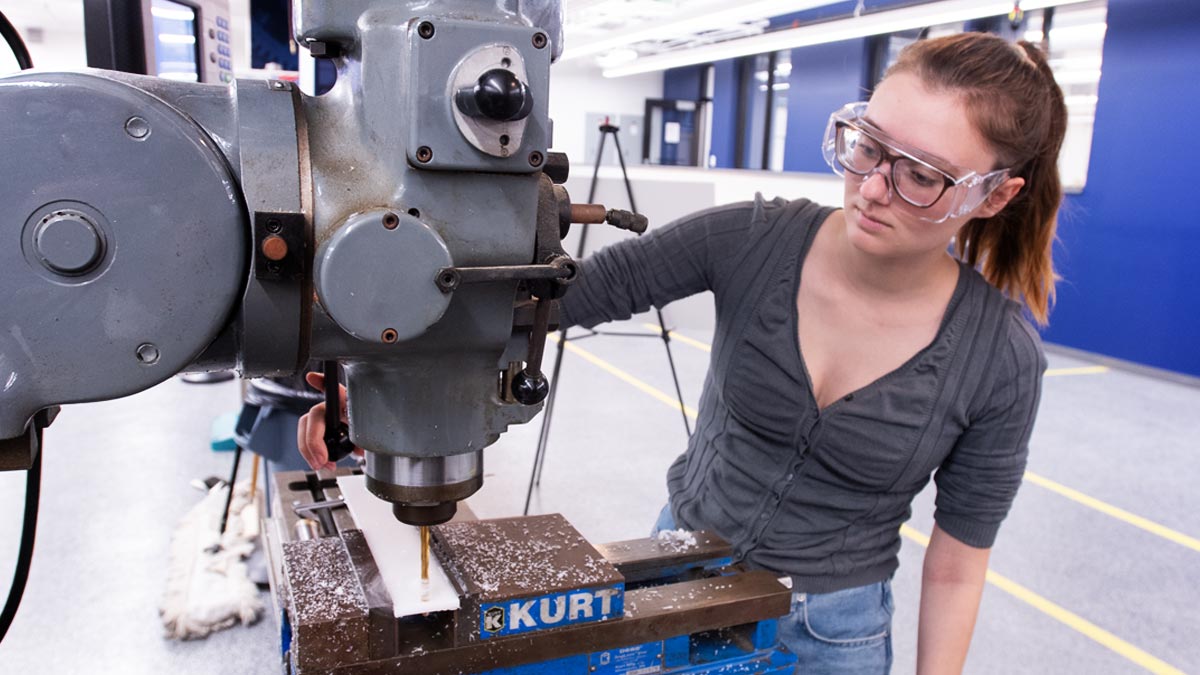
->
[[0, 0, 641, 525], [268, 470, 798, 675]]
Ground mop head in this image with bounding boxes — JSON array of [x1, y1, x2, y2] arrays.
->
[[160, 480, 264, 640]]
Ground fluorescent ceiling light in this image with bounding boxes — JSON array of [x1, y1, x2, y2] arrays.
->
[[1052, 68, 1103, 85], [1048, 22, 1108, 43], [595, 47, 639, 69], [562, 0, 841, 62], [151, 7, 196, 22], [603, 0, 1097, 78]]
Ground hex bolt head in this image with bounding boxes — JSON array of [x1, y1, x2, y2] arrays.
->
[[124, 116, 151, 140], [136, 343, 160, 365]]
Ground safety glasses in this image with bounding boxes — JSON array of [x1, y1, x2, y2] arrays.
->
[[821, 102, 1010, 224]]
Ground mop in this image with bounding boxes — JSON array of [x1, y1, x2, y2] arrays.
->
[[159, 469, 264, 640]]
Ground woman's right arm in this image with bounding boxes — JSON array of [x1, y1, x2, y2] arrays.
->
[[560, 200, 767, 329]]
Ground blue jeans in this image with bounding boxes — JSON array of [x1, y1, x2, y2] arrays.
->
[[652, 504, 894, 674]]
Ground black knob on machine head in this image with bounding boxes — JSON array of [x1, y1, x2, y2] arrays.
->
[[456, 69, 534, 122], [510, 370, 549, 405]]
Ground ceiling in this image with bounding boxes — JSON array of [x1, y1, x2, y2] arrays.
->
[[561, 0, 781, 66]]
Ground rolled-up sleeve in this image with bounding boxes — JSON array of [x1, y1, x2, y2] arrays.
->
[[933, 313, 1047, 548], [559, 198, 779, 329]]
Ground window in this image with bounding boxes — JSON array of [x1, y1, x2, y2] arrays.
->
[[736, 50, 791, 171]]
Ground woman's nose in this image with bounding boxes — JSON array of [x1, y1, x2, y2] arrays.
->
[[859, 166, 892, 203]]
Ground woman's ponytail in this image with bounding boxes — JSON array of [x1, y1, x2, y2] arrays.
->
[[887, 34, 1068, 325]]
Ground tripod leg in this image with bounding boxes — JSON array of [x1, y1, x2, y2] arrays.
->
[[533, 333, 569, 487], [655, 308, 693, 437], [586, 132, 608, 204], [523, 329, 569, 515], [610, 133, 638, 214]]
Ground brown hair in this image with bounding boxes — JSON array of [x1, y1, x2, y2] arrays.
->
[[885, 33, 1067, 325]]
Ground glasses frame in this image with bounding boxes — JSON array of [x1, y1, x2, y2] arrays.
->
[[822, 102, 1011, 224], [835, 121, 958, 208]]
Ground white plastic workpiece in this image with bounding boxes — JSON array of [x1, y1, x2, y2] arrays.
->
[[336, 474, 461, 617]]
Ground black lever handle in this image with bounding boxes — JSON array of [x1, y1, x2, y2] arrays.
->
[[322, 361, 356, 463], [511, 298, 552, 405]]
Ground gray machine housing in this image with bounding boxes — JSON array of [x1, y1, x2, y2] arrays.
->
[[0, 0, 576, 522]]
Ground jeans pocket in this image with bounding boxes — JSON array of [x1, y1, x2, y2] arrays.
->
[[801, 581, 893, 647]]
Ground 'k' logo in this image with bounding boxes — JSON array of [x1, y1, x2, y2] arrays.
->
[[483, 606, 505, 633]]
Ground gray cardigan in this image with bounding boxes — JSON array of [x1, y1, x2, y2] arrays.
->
[[560, 196, 1046, 593]]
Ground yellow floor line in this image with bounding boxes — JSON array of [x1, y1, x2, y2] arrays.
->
[[1023, 471, 1200, 553], [1046, 365, 1111, 376], [641, 323, 712, 353], [642, 326, 1197, 554], [899, 526, 1185, 675], [563, 334, 1183, 672]]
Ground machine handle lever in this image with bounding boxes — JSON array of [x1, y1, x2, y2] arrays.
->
[[510, 297, 552, 405], [435, 256, 579, 293], [322, 361, 357, 463]]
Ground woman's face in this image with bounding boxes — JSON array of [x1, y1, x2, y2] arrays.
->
[[841, 72, 1022, 260]]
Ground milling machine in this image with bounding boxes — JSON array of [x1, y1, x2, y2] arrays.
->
[[0, 1, 796, 672]]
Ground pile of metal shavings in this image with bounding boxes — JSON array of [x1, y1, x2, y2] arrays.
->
[[283, 538, 369, 623], [655, 528, 698, 552], [434, 514, 621, 599]]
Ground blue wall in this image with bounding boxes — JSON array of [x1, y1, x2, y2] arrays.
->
[[662, 0, 1200, 377], [1044, 0, 1200, 376], [782, 39, 868, 173], [710, 60, 739, 168], [663, 64, 704, 99]]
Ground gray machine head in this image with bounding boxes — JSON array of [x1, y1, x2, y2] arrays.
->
[[0, 0, 613, 525]]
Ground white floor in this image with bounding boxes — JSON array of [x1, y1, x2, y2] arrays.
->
[[0, 316, 1197, 674]]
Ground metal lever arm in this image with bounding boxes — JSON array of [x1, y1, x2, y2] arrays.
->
[[510, 297, 553, 405], [322, 361, 357, 463], [435, 255, 579, 293]]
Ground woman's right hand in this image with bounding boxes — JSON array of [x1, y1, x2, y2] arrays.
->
[[296, 371, 362, 471]]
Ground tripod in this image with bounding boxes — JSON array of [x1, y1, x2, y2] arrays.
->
[[523, 120, 691, 515]]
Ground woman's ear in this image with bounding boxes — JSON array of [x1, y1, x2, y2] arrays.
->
[[976, 177, 1025, 218]]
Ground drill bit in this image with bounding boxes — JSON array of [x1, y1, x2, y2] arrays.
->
[[419, 525, 431, 601]]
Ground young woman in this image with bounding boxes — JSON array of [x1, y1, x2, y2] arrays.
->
[[554, 32, 1065, 673], [299, 32, 1067, 674]]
